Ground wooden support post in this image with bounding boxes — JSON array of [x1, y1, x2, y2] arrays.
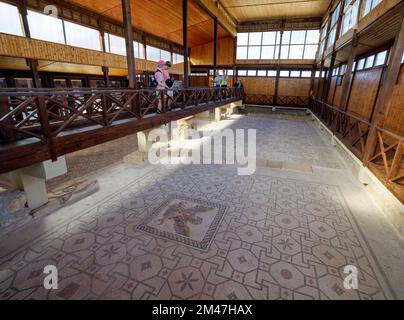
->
[[182, 0, 190, 88], [315, 61, 324, 99], [100, 29, 110, 88], [0, 96, 14, 141], [27, 59, 41, 88], [339, 0, 365, 107], [37, 96, 57, 161], [144, 71, 149, 87], [142, 35, 147, 66], [170, 44, 174, 64], [213, 16, 218, 72], [274, 21, 284, 106], [99, 27, 106, 51], [388, 143, 402, 180], [315, 0, 334, 100], [18, 0, 41, 88], [363, 15, 404, 164], [309, 66, 316, 97], [102, 66, 110, 87], [323, 64, 335, 102], [122, 0, 136, 89], [340, 31, 358, 111], [373, 18, 404, 126], [101, 93, 108, 125], [322, 1, 345, 102], [232, 34, 237, 85]]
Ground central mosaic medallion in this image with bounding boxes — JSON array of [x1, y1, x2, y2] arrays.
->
[[136, 194, 227, 250]]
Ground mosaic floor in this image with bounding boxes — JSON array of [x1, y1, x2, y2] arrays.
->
[[196, 114, 343, 169], [0, 114, 402, 300]]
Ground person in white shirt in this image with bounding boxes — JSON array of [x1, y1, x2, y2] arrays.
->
[[221, 73, 228, 88], [213, 71, 221, 100], [220, 71, 228, 98]]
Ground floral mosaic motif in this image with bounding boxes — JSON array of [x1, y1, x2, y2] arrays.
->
[[176, 272, 199, 292], [0, 115, 398, 300]]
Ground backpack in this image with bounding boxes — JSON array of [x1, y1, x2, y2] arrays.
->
[[150, 69, 162, 88], [165, 79, 174, 88]]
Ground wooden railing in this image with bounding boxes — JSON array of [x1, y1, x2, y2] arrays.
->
[[0, 87, 242, 143], [277, 95, 309, 108], [366, 128, 404, 192], [244, 94, 275, 106], [310, 97, 403, 202], [310, 98, 371, 159], [244, 94, 309, 108], [0, 87, 243, 173]]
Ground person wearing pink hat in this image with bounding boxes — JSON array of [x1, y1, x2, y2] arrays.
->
[[155, 60, 169, 90], [154, 60, 171, 113]]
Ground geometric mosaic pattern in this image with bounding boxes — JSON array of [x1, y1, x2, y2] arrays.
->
[[0, 114, 400, 300], [217, 114, 343, 169], [0, 163, 396, 300], [136, 194, 227, 250]]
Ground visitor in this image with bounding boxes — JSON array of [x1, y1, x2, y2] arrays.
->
[[234, 78, 243, 89], [164, 61, 175, 110], [155, 60, 170, 113], [221, 72, 228, 88], [221, 71, 228, 99], [213, 71, 221, 100], [163, 61, 173, 88], [136, 77, 144, 89]]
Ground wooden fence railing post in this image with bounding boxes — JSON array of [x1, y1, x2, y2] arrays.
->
[[0, 95, 15, 141], [160, 90, 166, 113], [101, 93, 108, 125], [37, 95, 57, 161], [388, 142, 402, 181]]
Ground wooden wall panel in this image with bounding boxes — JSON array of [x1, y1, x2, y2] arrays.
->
[[190, 37, 235, 66], [238, 77, 276, 95], [347, 68, 383, 121], [313, 78, 325, 98], [0, 56, 129, 76], [327, 78, 337, 105], [0, 32, 125, 68], [0, 33, 185, 74], [278, 78, 311, 96], [383, 66, 404, 136], [190, 76, 209, 87], [238, 77, 311, 97], [333, 81, 343, 108]]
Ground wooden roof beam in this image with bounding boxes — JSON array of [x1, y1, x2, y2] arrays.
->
[[194, 0, 237, 37]]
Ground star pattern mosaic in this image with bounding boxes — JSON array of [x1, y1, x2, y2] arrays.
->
[[0, 163, 395, 300]]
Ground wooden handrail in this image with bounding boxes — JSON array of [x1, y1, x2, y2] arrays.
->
[[310, 96, 403, 203], [0, 87, 243, 143], [0, 86, 243, 174]]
